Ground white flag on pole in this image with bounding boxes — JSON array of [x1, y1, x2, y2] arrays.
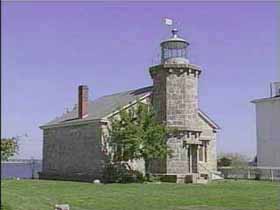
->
[[164, 18, 173, 26]]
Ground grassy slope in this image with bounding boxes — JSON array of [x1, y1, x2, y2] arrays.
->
[[1, 180, 279, 210]]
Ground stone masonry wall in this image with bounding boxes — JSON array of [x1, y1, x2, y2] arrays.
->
[[150, 64, 200, 130], [165, 68, 199, 129], [42, 122, 105, 181], [166, 136, 189, 174], [150, 64, 201, 174], [151, 69, 166, 123], [150, 64, 217, 175]]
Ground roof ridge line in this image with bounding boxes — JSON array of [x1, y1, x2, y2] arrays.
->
[[90, 85, 153, 101]]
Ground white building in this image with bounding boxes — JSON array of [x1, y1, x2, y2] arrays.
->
[[252, 82, 280, 167]]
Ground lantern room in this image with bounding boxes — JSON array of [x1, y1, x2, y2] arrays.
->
[[160, 28, 190, 64]]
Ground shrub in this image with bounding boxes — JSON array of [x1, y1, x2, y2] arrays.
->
[[147, 175, 161, 182], [103, 162, 144, 183], [160, 175, 177, 183]]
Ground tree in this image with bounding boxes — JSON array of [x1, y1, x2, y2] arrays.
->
[[218, 153, 250, 180], [109, 103, 172, 178], [218, 153, 250, 168], [1, 138, 18, 161], [218, 156, 232, 167]]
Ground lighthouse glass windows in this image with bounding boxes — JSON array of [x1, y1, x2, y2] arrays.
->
[[161, 40, 188, 62]]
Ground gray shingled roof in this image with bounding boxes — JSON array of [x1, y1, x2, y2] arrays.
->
[[42, 86, 153, 127], [42, 85, 220, 130]]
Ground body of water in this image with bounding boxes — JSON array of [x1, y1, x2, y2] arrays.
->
[[1, 160, 42, 179]]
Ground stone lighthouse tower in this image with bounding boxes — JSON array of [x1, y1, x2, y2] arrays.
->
[[149, 28, 205, 177]]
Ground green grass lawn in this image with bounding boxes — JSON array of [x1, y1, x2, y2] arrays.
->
[[1, 179, 279, 210]]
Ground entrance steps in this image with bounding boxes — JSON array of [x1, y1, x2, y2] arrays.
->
[[210, 171, 224, 180], [154, 171, 223, 184]]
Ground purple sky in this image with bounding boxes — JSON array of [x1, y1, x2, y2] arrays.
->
[[2, 2, 279, 159]]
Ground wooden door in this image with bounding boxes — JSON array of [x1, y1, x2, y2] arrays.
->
[[191, 145, 198, 173]]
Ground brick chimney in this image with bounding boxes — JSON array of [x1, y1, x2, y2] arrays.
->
[[78, 85, 88, 118]]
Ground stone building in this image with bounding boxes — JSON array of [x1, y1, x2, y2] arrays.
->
[[252, 82, 280, 167], [40, 29, 220, 183]]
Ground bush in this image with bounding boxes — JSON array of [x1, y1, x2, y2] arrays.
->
[[147, 174, 177, 183], [160, 175, 177, 183], [147, 175, 161, 182], [103, 163, 144, 183]]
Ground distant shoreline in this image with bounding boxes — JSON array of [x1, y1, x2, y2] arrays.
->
[[1, 159, 42, 164]]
